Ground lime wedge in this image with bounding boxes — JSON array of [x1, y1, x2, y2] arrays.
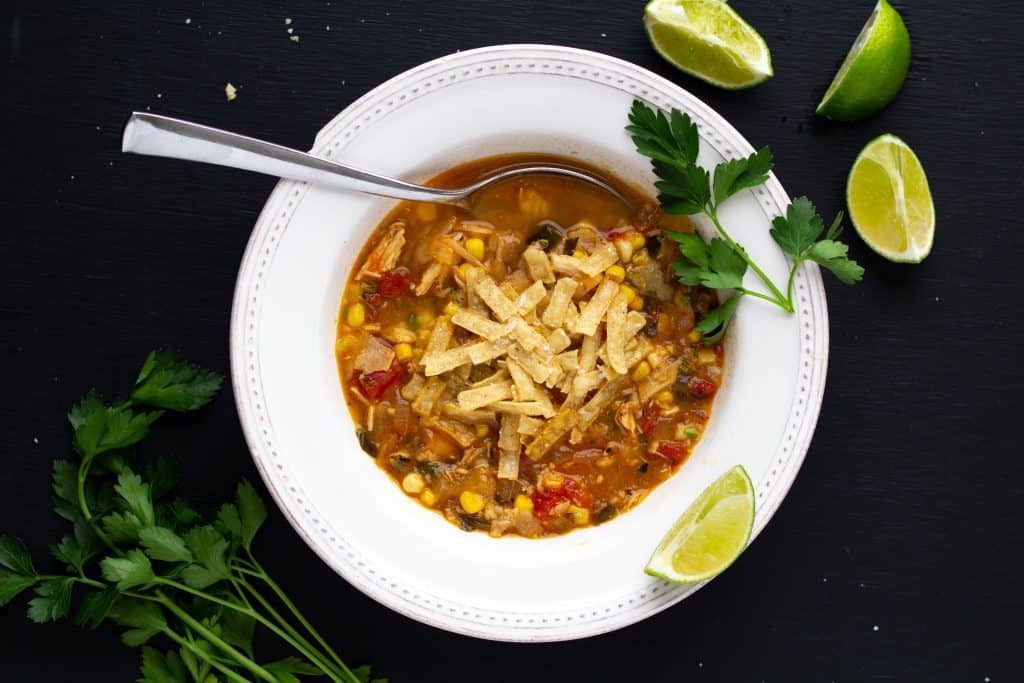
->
[[816, 0, 911, 121], [847, 134, 934, 263], [643, 0, 773, 90], [645, 465, 754, 583]]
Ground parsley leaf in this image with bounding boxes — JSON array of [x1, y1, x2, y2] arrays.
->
[[219, 607, 256, 657], [712, 147, 773, 207], [27, 577, 75, 623], [236, 479, 267, 550], [69, 392, 163, 460], [695, 295, 744, 344], [140, 647, 189, 683], [102, 511, 144, 544], [653, 160, 710, 215], [108, 598, 166, 647], [115, 470, 156, 528], [180, 526, 231, 589], [145, 455, 179, 501], [0, 536, 36, 576], [75, 586, 120, 629], [101, 549, 155, 590], [666, 232, 747, 291], [131, 349, 224, 412], [807, 240, 865, 284], [769, 196, 825, 257], [139, 527, 193, 563], [627, 100, 699, 165], [51, 533, 95, 574], [0, 573, 40, 606], [216, 503, 243, 542]]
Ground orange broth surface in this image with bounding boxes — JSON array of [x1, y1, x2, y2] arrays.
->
[[335, 155, 724, 537]]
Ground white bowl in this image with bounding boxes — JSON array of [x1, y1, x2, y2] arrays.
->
[[230, 44, 828, 642]]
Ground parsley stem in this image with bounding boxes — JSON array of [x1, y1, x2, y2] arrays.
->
[[737, 288, 786, 306], [241, 551, 356, 682], [75, 458, 118, 553], [156, 591, 278, 683], [157, 577, 345, 683], [785, 260, 801, 308], [162, 627, 249, 683], [707, 208, 793, 312]]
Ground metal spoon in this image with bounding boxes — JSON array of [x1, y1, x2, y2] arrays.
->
[[121, 112, 630, 207]]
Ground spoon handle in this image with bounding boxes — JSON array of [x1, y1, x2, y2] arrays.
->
[[121, 112, 462, 203]]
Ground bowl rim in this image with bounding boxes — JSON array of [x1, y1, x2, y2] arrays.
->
[[230, 43, 829, 641]]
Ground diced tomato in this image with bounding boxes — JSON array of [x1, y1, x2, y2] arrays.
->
[[688, 377, 717, 399], [637, 405, 659, 438], [532, 476, 592, 518], [655, 440, 689, 464], [356, 360, 406, 401], [376, 268, 412, 298], [608, 229, 627, 240]]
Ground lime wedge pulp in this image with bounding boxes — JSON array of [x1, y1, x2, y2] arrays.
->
[[847, 133, 935, 263], [816, 0, 911, 121], [644, 0, 773, 90], [645, 465, 755, 584]]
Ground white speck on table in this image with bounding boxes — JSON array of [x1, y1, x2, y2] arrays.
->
[[32, 437, 38, 444], [285, 17, 292, 25], [601, 32, 607, 37], [185, 17, 191, 25], [156, 92, 162, 99], [872, 625, 879, 631], [287, 27, 294, 34]]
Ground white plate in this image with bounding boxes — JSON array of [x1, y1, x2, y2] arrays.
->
[[230, 44, 828, 642]]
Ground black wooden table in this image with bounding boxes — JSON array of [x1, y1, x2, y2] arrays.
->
[[2, 1, 1020, 680]]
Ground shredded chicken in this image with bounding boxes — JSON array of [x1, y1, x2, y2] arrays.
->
[[356, 220, 406, 280]]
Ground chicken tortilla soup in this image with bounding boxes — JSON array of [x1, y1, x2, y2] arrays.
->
[[335, 155, 724, 538]]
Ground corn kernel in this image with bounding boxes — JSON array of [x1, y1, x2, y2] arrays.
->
[[632, 249, 650, 265], [698, 348, 717, 365], [416, 310, 435, 327], [402, 472, 425, 494], [459, 491, 485, 514], [335, 335, 357, 354], [514, 494, 534, 512], [632, 360, 651, 382], [604, 265, 626, 283], [394, 342, 413, 362], [629, 232, 646, 249], [614, 239, 634, 262], [567, 505, 590, 525], [420, 489, 437, 506], [687, 330, 702, 343], [541, 473, 564, 489], [628, 296, 645, 311], [572, 249, 587, 259], [443, 300, 459, 316], [475, 423, 490, 438], [657, 390, 675, 405], [345, 303, 366, 327], [415, 203, 437, 222], [619, 285, 637, 305], [458, 263, 473, 281], [465, 237, 486, 260]]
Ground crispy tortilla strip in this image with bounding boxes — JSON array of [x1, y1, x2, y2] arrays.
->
[[509, 318, 548, 352], [451, 309, 507, 341], [499, 282, 521, 301], [555, 350, 579, 372], [507, 344, 551, 384], [353, 336, 396, 374], [523, 246, 555, 284], [382, 325, 417, 344], [543, 367, 564, 389], [425, 316, 453, 354], [463, 264, 487, 314], [514, 280, 547, 316], [504, 269, 532, 293], [517, 416, 542, 436], [625, 311, 647, 338], [541, 278, 578, 328], [546, 328, 571, 354], [569, 370, 603, 401], [573, 274, 604, 301], [576, 278, 619, 337], [525, 407, 578, 460], [507, 358, 542, 401], [605, 292, 630, 375], [466, 338, 509, 365], [578, 242, 620, 277], [426, 417, 477, 448], [422, 345, 472, 376], [579, 333, 599, 372], [624, 338, 652, 369], [497, 447, 520, 481], [638, 360, 681, 403], [474, 275, 517, 322], [549, 253, 587, 278], [577, 375, 628, 434], [442, 402, 497, 425], [401, 373, 426, 401], [411, 376, 445, 416], [497, 414, 522, 480], [491, 400, 556, 417], [457, 381, 513, 410]]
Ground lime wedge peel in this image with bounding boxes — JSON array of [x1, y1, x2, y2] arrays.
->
[[645, 465, 755, 584], [847, 134, 935, 263], [816, 0, 911, 121], [644, 0, 773, 90]]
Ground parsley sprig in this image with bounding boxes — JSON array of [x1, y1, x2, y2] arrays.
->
[[627, 100, 864, 342], [1, 350, 384, 683]]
